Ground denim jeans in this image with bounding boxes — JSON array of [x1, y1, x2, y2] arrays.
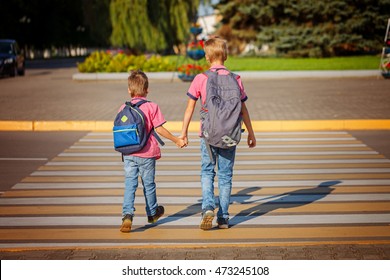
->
[[122, 155, 158, 217], [200, 138, 236, 219]]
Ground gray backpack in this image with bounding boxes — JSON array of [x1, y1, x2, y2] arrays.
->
[[200, 68, 243, 156]]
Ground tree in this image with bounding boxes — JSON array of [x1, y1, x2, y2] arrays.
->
[[214, 0, 390, 57], [0, 0, 111, 53], [109, 0, 200, 53], [82, 0, 112, 47]]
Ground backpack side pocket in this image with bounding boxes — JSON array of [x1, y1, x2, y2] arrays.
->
[[113, 124, 139, 148]]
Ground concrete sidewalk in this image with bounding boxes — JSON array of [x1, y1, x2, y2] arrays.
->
[[0, 67, 389, 131]]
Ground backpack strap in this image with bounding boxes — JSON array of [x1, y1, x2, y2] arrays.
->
[[127, 99, 165, 147], [125, 99, 148, 108], [152, 130, 165, 146]]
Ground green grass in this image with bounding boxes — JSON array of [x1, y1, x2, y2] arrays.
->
[[168, 55, 381, 71]]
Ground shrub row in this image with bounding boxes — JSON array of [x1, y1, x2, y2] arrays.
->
[[77, 51, 176, 73]]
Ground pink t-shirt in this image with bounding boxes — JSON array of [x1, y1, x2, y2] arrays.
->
[[118, 97, 166, 159], [187, 65, 248, 105]]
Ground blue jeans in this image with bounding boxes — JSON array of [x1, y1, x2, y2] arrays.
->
[[122, 155, 158, 217], [200, 138, 236, 219]]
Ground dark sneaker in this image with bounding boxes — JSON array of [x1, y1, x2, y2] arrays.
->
[[120, 214, 133, 233], [200, 210, 214, 230], [148, 205, 165, 223], [217, 217, 229, 229]]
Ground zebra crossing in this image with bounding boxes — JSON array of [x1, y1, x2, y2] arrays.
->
[[0, 131, 390, 249]]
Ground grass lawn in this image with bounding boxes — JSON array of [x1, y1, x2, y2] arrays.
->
[[224, 55, 381, 71], [169, 55, 381, 71]]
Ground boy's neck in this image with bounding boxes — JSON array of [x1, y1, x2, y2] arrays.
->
[[210, 61, 225, 67]]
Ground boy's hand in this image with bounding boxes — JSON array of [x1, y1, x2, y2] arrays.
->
[[179, 134, 188, 146], [176, 137, 187, 148], [247, 134, 256, 148]]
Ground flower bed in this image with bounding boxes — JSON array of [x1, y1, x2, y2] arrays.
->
[[77, 51, 176, 73], [177, 63, 208, 82]]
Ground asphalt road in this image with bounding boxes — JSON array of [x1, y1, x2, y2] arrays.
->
[[0, 132, 87, 192], [0, 59, 390, 261], [0, 59, 390, 191], [0, 130, 389, 193]]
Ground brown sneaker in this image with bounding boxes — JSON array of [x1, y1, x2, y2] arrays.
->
[[147, 205, 165, 224], [200, 210, 214, 230], [120, 214, 133, 233]]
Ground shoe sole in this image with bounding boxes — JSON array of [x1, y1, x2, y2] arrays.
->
[[148, 207, 165, 224], [218, 224, 229, 229], [120, 219, 132, 233], [200, 212, 214, 230]]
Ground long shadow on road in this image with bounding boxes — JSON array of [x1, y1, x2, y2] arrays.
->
[[229, 180, 340, 227], [133, 180, 340, 231]]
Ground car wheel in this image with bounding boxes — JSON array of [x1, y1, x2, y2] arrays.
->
[[10, 64, 17, 77], [17, 65, 25, 76]]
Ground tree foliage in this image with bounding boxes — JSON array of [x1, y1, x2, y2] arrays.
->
[[109, 0, 200, 53], [0, 0, 111, 49], [214, 0, 390, 57]]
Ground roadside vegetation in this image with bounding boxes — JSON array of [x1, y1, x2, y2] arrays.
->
[[77, 52, 380, 73]]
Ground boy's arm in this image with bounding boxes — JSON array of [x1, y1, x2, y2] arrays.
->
[[155, 125, 186, 148], [180, 98, 197, 145], [241, 102, 256, 148]]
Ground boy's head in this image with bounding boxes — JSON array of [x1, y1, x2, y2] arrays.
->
[[204, 37, 228, 64], [128, 70, 148, 98]]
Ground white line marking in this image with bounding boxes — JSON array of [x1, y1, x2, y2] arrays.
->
[[44, 159, 390, 166], [30, 168, 390, 177], [1, 214, 389, 227], [1, 194, 390, 205], [58, 151, 378, 157], [0, 158, 48, 161], [10, 179, 390, 189]]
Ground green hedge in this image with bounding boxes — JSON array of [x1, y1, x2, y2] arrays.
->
[[77, 51, 176, 73], [78, 51, 380, 72]]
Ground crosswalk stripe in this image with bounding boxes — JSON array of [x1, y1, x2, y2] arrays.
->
[[20, 173, 390, 183], [2, 214, 390, 227], [30, 168, 390, 176], [72, 144, 368, 149], [3, 186, 390, 198], [2, 202, 390, 215], [11, 179, 390, 189], [1, 194, 390, 206], [0, 226, 389, 243], [58, 151, 379, 157], [44, 158, 390, 166], [1, 131, 390, 249]]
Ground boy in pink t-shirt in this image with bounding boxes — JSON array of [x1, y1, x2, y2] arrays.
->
[[120, 70, 186, 233], [181, 37, 257, 230]]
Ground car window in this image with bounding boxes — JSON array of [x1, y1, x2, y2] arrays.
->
[[0, 43, 12, 54]]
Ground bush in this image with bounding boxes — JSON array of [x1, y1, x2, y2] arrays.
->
[[77, 51, 176, 73]]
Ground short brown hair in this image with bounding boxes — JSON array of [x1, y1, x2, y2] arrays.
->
[[204, 37, 227, 63], [128, 70, 148, 97]]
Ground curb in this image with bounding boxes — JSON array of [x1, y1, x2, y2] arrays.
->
[[1, 120, 390, 132], [72, 70, 382, 81]]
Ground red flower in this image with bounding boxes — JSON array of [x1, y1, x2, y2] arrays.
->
[[178, 63, 207, 76], [188, 40, 204, 51]]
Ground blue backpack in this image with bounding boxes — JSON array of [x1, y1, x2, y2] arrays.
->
[[113, 99, 164, 155]]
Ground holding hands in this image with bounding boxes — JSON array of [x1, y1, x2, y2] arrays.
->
[[175, 135, 187, 148]]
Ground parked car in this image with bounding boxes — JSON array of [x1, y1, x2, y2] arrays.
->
[[0, 39, 25, 77]]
